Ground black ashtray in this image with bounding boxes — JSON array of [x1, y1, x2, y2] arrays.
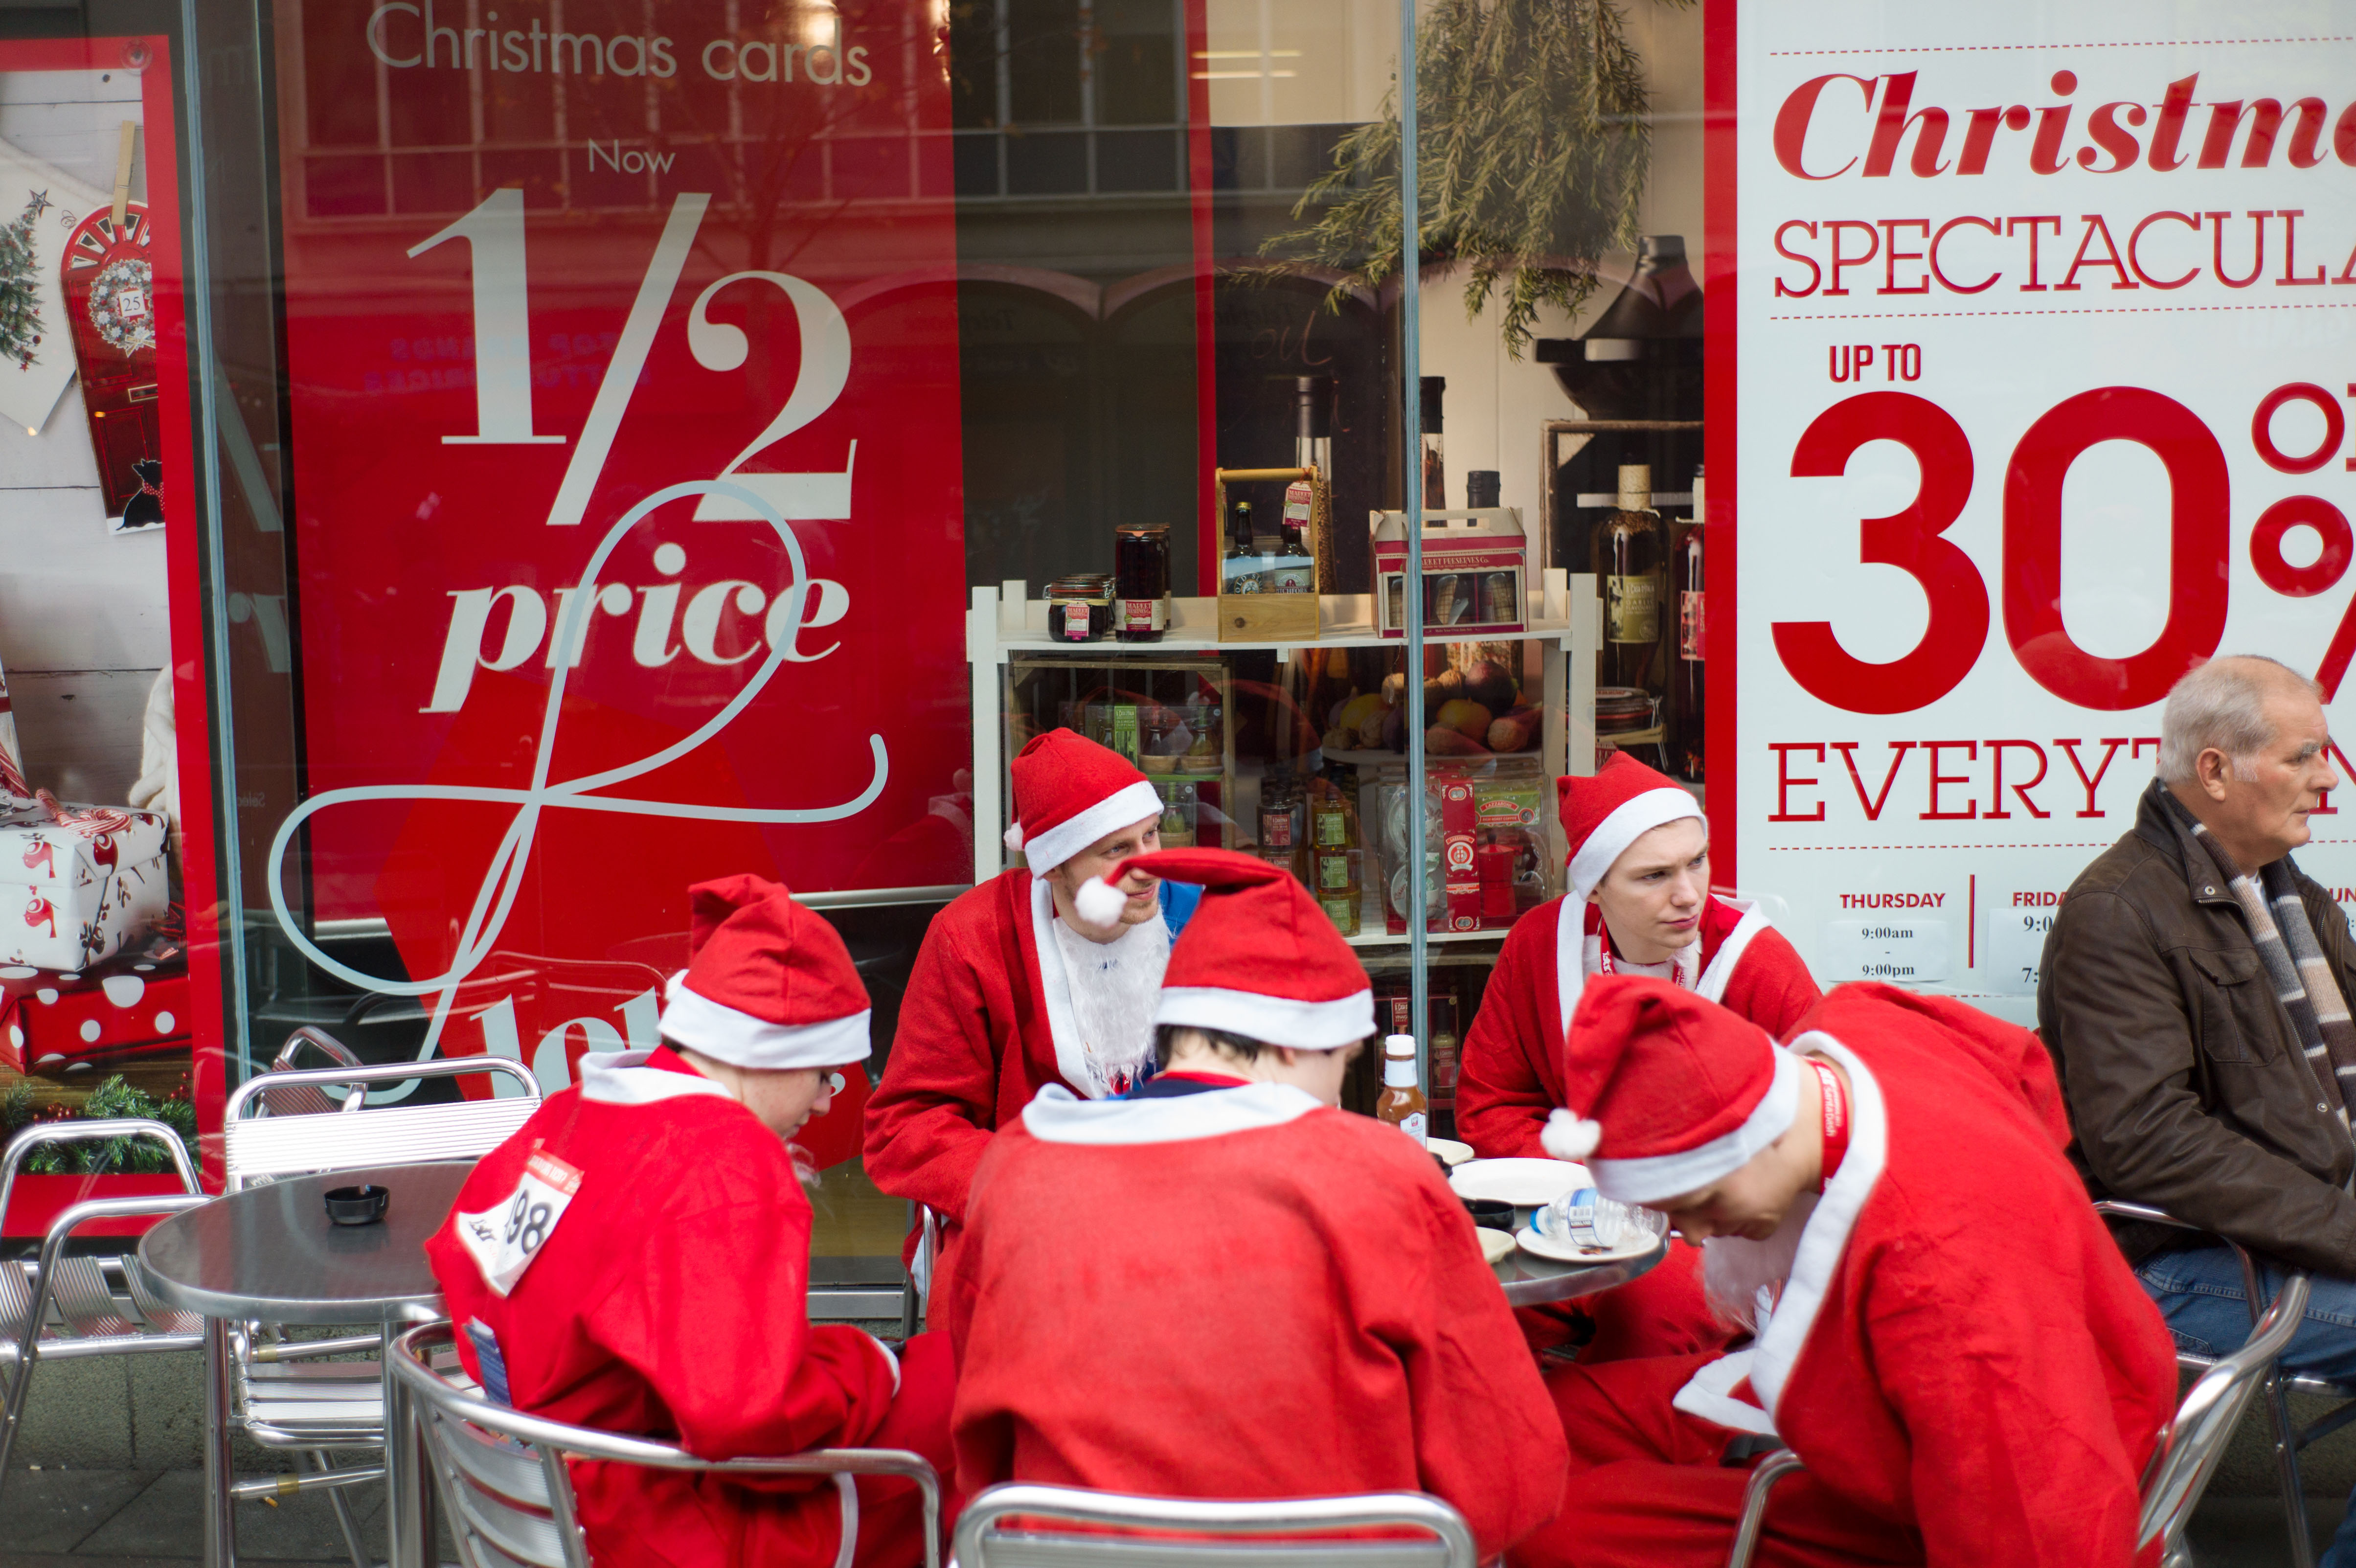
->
[[1462, 1198, 1515, 1231], [324, 1184, 389, 1226]]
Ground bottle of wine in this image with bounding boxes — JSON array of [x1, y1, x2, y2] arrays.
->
[[1224, 499, 1262, 593], [1593, 464, 1665, 696], [1670, 468, 1705, 782]]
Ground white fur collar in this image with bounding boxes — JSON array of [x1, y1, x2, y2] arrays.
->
[[1556, 894, 1774, 1038], [1020, 1082, 1321, 1145], [1029, 875, 1169, 1098], [577, 1049, 739, 1107]]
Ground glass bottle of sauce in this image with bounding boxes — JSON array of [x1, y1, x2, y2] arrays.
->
[[1593, 464, 1664, 694], [1310, 776, 1359, 935], [1114, 523, 1170, 642], [1376, 1034, 1428, 1145]]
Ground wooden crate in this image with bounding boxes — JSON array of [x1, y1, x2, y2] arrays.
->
[[1214, 465, 1325, 645], [1214, 590, 1320, 642]]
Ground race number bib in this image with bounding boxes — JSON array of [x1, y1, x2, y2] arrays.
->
[[454, 1146, 583, 1297]]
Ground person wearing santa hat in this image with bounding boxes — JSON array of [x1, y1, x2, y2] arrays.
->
[[1456, 753, 1819, 1362], [865, 728, 1199, 1296], [1512, 977, 2176, 1568], [425, 875, 955, 1568], [939, 847, 1567, 1560]]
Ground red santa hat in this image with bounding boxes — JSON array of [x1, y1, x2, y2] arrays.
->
[[658, 874, 873, 1070], [1004, 728, 1164, 874], [1541, 974, 1805, 1205], [1074, 848, 1373, 1048], [1560, 754, 1705, 903]]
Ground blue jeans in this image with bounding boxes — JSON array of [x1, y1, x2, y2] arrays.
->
[[2138, 1246, 2356, 1564]]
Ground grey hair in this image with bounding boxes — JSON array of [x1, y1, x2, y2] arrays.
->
[[2156, 656, 2323, 784]]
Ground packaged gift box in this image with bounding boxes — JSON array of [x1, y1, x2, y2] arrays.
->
[[0, 797, 169, 972], [0, 950, 190, 1075]]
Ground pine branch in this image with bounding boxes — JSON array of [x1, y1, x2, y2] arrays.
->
[[1259, 0, 1684, 356]]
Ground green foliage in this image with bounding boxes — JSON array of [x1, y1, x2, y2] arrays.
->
[[1260, 0, 1681, 356], [2, 1074, 195, 1174], [0, 193, 42, 370]]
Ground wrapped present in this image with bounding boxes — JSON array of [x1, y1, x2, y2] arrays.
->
[[0, 950, 190, 1075], [0, 780, 169, 972]]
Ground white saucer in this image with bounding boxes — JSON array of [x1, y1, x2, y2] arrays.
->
[[1449, 1158, 1588, 1207], [1429, 1137, 1475, 1167], [1514, 1224, 1659, 1266], [1474, 1227, 1517, 1263]]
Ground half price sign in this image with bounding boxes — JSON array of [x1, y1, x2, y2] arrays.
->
[[1721, 0, 2356, 1022]]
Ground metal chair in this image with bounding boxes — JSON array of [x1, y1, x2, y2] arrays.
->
[[954, 1483, 1476, 1568], [0, 1119, 206, 1496], [388, 1319, 944, 1568], [1722, 1263, 2313, 1568], [2096, 1199, 2353, 1568], [256, 1027, 367, 1117], [216, 1052, 542, 1568]]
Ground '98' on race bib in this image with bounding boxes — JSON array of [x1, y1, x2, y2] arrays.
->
[[455, 1146, 583, 1297]]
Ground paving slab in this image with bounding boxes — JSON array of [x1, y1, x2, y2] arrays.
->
[[0, 1467, 160, 1552], [69, 1467, 386, 1562]]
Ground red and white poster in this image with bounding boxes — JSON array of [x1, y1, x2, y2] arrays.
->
[[1715, 0, 2356, 1022], [272, 1, 965, 1075]]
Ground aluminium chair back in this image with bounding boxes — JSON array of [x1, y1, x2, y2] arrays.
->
[[390, 1321, 942, 1568], [0, 1118, 209, 1490], [1718, 1266, 2314, 1568], [258, 1027, 368, 1118], [954, 1483, 1476, 1568], [2139, 1268, 2313, 1556], [223, 1057, 542, 1192]]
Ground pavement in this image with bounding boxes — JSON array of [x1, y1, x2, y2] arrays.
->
[[0, 1464, 2342, 1567]]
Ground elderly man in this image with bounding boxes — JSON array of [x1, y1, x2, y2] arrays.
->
[[2041, 653, 2356, 1564]]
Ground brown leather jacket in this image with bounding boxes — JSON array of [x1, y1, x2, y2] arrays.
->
[[2039, 780, 2356, 1275]]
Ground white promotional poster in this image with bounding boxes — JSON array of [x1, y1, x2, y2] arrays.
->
[[1724, 0, 2356, 1023]]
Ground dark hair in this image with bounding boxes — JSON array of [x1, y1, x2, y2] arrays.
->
[[1153, 1023, 1270, 1068]]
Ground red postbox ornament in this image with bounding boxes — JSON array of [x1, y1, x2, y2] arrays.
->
[[59, 202, 159, 527]]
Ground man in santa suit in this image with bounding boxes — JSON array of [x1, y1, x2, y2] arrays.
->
[[1513, 978, 2177, 1568], [865, 728, 1197, 1294], [1457, 753, 1818, 1360], [941, 848, 1567, 1562], [426, 876, 954, 1568]]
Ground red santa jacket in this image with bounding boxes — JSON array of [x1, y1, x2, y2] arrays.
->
[[863, 870, 1089, 1227], [1669, 986, 2178, 1567], [426, 1048, 902, 1568], [940, 1083, 1569, 1561], [1457, 894, 1819, 1158]]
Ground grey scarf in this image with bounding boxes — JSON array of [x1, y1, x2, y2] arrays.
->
[[2155, 781, 2356, 1128]]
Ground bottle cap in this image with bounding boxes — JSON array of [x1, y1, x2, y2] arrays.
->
[[1616, 464, 1652, 510], [1384, 1032, 1416, 1057]]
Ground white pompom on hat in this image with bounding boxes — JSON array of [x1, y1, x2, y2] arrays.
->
[[658, 874, 873, 1071], [1076, 847, 1373, 1049], [1004, 728, 1163, 874], [1552, 975, 1804, 1205], [1559, 754, 1705, 903]]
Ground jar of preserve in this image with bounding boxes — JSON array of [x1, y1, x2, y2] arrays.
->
[[1044, 574, 1113, 642], [1113, 524, 1172, 642]]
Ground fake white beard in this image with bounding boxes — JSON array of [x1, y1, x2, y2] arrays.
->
[[1052, 908, 1171, 1098], [1700, 1190, 1817, 1333]]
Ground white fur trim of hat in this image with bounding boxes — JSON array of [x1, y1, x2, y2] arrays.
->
[[1154, 984, 1375, 1050], [1582, 1050, 1807, 1205], [659, 971, 874, 1070], [1568, 787, 1705, 903], [1019, 780, 1164, 875]]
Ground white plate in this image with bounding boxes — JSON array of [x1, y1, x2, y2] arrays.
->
[[1429, 1137, 1474, 1167], [1514, 1225, 1659, 1266], [1474, 1227, 1517, 1263], [1449, 1158, 1588, 1206]]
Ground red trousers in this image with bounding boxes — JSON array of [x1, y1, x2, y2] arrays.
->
[[1517, 1240, 1736, 1364], [1511, 1352, 1921, 1568], [846, 1332, 961, 1568]]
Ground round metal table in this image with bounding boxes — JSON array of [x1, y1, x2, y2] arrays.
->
[[135, 1161, 474, 1568]]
